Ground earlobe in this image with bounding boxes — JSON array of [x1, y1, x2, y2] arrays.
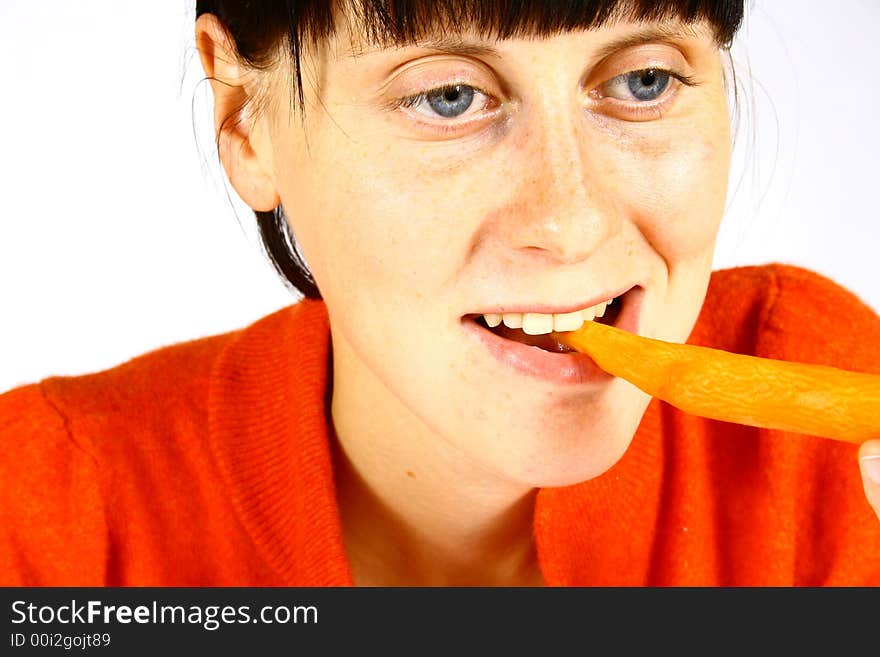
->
[[195, 14, 280, 212]]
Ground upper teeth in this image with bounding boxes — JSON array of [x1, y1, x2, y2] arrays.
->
[[482, 298, 614, 335]]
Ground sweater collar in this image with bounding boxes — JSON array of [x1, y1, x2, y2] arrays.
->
[[208, 300, 354, 586], [208, 299, 667, 586]]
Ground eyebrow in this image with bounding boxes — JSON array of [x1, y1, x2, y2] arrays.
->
[[347, 23, 702, 61], [591, 24, 702, 60]]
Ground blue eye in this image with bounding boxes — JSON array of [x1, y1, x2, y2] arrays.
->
[[627, 70, 670, 100], [601, 69, 674, 102], [426, 85, 475, 117], [398, 84, 487, 119]]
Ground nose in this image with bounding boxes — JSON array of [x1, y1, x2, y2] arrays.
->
[[496, 105, 621, 265]]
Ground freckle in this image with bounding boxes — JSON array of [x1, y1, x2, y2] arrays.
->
[[406, 470, 416, 479]]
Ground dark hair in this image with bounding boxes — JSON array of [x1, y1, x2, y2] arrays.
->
[[195, 0, 744, 300]]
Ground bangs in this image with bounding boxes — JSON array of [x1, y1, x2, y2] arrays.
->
[[341, 0, 744, 50]]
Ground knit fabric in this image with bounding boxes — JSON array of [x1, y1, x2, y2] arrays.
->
[[2, 264, 879, 586]]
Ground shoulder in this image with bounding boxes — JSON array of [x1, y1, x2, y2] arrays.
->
[[0, 322, 235, 498], [0, 324, 239, 585], [697, 263, 879, 372], [0, 328, 236, 472], [0, 303, 313, 451], [0, 296, 327, 467], [0, 302, 316, 584], [0, 381, 109, 584]]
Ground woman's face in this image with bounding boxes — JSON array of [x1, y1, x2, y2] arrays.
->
[[256, 17, 731, 486]]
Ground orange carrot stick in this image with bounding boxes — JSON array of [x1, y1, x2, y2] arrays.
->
[[553, 321, 880, 445]]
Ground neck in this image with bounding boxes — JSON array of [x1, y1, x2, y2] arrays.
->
[[329, 338, 544, 587]]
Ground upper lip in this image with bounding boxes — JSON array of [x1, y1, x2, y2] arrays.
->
[[466, 284, 637, 316]]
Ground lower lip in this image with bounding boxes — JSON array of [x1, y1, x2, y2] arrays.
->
[[463, 287, 644, 385]]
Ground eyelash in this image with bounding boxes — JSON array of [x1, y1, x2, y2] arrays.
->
[[605, 68, 699, 95], [386, 83, 497, 132], [394, 85, 464, 110], [593, 68, 699, 119], [387, 67, 697, 132]]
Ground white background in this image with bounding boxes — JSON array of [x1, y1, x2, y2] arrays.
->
[[1, 1, 878, 393]]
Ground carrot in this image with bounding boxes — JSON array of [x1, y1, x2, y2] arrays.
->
[[553, 321, 880, 445]]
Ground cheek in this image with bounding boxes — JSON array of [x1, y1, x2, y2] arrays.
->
[[286, 137, 492, 308], [623, 125, 731, 261]]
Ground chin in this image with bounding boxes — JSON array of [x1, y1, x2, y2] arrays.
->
[[492, 418, 641, 489], [534, 440, 634, 488], [508, 392, 651, 488]]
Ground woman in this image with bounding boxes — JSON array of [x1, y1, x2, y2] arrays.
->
[[2, 0, 878, 586]]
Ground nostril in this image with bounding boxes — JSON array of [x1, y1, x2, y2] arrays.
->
[[515, 216, 616, 265], [518, 244, 595, 267]]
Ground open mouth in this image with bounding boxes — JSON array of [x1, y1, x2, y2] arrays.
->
[[465, 288, 630, 353]]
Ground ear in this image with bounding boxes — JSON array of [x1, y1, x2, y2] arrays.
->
[[195, 14, 280, 212]]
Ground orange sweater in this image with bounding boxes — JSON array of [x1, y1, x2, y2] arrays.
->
[[2, 264, 879, 586]]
